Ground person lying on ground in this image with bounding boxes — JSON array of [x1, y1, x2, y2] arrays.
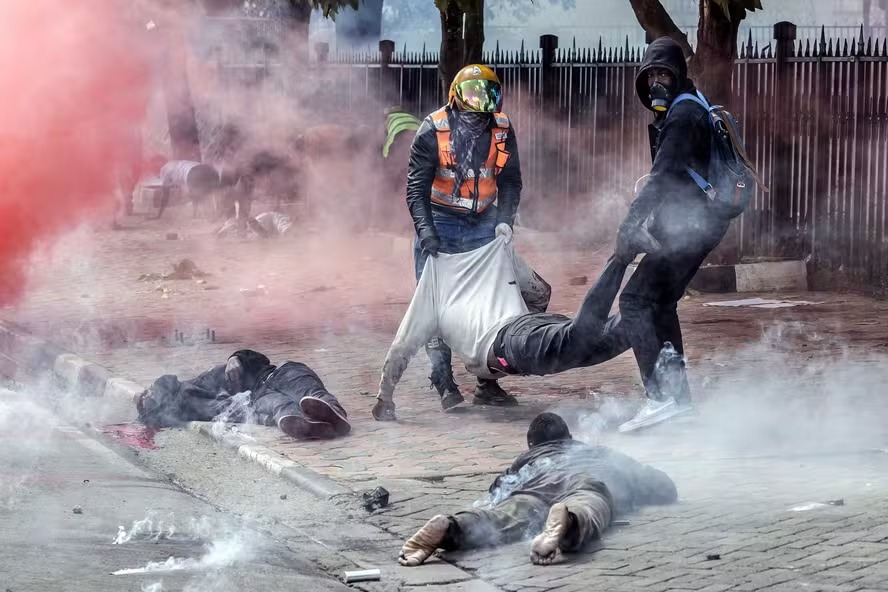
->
[[398, 412, 677, 566], [136, 349, 350, 440], [372, 235, 657, 421]]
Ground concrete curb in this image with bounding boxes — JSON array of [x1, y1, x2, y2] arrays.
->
[[187, 421, 353, 500], [690, 259, 809, 294], [0, 320, 354, 503]]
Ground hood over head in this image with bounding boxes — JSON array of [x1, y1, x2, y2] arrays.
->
[[635, 37, 694, 111]]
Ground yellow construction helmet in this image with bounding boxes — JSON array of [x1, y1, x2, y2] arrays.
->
[[448, 64, 503, 113]]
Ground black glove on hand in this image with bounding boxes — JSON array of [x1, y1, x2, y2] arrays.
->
[[420, 236, 441, 258], [615, 223, 662, 265]]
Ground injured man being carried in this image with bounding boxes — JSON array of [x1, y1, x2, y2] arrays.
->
[[136, 349, 351, 440], [373, 236, 632, 420]]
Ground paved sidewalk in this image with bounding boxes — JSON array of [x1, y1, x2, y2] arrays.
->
[[9, 217, 888, 591]]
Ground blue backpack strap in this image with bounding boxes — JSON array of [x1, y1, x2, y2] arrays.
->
[[669, 91, 710, 113], [686, 166, 716, 199], [670, 91, 716, 197]]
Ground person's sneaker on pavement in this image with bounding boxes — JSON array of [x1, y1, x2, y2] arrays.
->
[[299, 396, 352, 436], [278, 415, 336, 440], [473, 379, 518, 407], [617, 397, 692, 433]]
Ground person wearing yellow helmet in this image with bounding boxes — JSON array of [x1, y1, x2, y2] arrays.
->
[[402, 63, 549, 413]]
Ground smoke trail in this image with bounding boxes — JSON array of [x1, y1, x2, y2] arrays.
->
[[114, 514, 177, 545], [112, 519, 258, 575], [0, 0, 152, 304]]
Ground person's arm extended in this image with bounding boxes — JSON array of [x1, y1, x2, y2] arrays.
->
[[604, 448, 678, 506], [496, 124, 522, 227], [620, 106, 709, 231], [406, 120, 440, 253]]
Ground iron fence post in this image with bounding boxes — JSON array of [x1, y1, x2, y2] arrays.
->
[[773, 21, 799, 257]]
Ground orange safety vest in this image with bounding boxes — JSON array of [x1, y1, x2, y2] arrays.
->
[[428, 107, 511, 214]]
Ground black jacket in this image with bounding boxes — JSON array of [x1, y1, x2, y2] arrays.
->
[[623, 38, 727, 254], [488, 439, 677, 514], [136, 349, 275, 428], [406, 106, 522, 246]]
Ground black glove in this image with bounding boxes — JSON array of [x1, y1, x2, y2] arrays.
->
[[615, 223, 661, 265], [420, 235, 441, 258]]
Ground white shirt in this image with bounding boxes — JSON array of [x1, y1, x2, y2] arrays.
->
[[378, 237, 529, 401]]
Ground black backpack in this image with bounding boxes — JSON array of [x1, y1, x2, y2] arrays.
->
[[669, 90, 768, 218]]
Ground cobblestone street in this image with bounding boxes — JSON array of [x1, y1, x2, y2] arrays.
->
[[8, 216, 888, 591]]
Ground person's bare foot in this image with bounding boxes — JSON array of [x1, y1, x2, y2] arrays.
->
[[530, 503, 570, 565], [398, 515, 449, 567]]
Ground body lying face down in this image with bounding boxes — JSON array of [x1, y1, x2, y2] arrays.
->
[[135, 349, 351, 440], [397, 412, 678, 567]]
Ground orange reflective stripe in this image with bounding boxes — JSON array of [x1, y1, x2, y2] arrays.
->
[[429, 109, 512, 213]]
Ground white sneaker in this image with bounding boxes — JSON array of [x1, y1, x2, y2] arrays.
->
[[618, 397, 692, 433]]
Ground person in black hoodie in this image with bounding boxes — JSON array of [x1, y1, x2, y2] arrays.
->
[[135, 349, 351, 440], [397, 413, 676, 566], [612, 37, 733, 433]]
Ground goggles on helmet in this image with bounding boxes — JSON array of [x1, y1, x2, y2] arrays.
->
[[453, 79, 503, 113]]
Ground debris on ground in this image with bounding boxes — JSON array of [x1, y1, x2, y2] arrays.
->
[[240, 285, 268, 297], [72, 505, 83, 514], [344, 569, 381, 583], [280, 494, 288, 500], [569, 275, 588, 286], [166, 259, 209, 279], [789, 499, 845, 512], [138, 259, 210, 282], [704, 298, 825, 309], [706, 553, 721, 561], [361, 487, 390, 512]]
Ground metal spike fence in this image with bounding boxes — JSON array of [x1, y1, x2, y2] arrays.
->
[[212, 23, 888, 289]]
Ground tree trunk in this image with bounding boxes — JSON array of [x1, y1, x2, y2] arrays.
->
[[283, 2, 313, 45], [438, 0, 465, 96], [693, 0, 742, 108], [463, 0, 485, 65], [627, 0, 693, 58]]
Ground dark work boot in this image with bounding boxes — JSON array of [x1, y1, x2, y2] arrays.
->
[[472, 378, 518, 407], [431, 369, 464, 412], [428, 340, 464, 412]]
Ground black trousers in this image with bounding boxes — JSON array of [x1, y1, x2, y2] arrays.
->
[[495, 257, 630, 376], [443, 490, 612, 551], [611, 208, 730, 400], [251, 362, 347, 426]]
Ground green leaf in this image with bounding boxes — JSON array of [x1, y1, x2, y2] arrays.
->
[[711, 0, 764, 22]]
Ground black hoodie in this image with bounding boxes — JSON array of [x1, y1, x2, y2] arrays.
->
[[623, 37, 728, 255]]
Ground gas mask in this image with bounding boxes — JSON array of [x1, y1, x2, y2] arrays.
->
[[650, 82, 672, 113]]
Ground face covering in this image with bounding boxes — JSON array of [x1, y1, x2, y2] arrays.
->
[[449, 110, 493, 199], [650, 82, 672, 113]]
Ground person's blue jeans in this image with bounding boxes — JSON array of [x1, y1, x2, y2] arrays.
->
[[413, 208, 499, 394]]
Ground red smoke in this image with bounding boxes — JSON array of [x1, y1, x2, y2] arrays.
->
[[0, 0, 153, 305]]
